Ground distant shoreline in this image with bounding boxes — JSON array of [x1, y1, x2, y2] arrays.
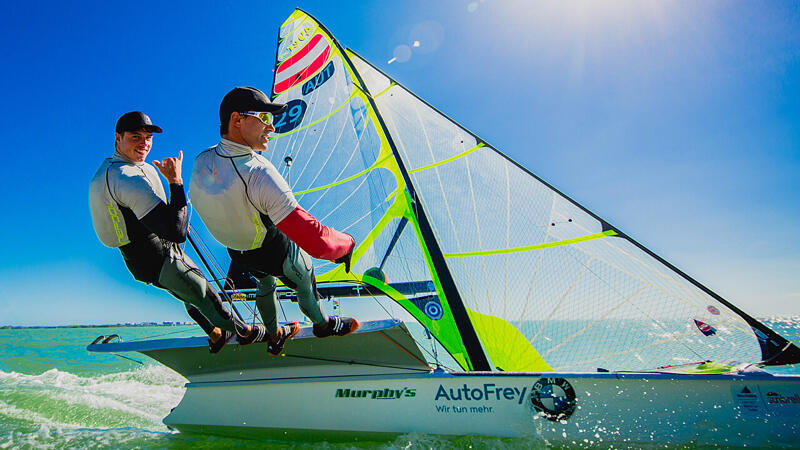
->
[[0, 322, 197, 330], [2, 316, 796, 330]]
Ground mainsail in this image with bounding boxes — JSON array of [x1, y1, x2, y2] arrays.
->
[[267, 9, 800, 372]]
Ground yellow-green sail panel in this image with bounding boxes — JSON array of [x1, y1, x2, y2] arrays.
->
[[467, 309, 552, 372]]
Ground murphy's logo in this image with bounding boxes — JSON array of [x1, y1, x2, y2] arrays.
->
[[435, 384, 528, 405], [335, 387, 416, 400], [766, 391, 800, 404]]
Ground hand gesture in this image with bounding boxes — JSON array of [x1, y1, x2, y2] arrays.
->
[[153, 150, 183, 184]]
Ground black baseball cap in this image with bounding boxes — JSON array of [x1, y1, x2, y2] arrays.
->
[[115, 111, 163, 134], [219, 87, 287, 124]]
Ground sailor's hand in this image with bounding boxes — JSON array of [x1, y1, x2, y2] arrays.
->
[[154, 150, 183, 184], [334, 235, 355, 273]]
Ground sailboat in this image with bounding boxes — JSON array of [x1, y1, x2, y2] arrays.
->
[[88, 9, 800, 446]]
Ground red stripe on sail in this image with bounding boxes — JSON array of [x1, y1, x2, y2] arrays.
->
[[276, 33, 324, 76], [274, 46, 331, 94]]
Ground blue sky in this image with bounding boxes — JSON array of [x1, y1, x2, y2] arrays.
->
[[0, 0, 797, 326]]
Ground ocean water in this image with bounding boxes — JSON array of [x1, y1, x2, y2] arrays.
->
[[1, 318, 798, 449]]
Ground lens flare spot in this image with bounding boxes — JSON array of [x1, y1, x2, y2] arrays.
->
[[409, 20, 444, 54], [392, 45, 412, 63]]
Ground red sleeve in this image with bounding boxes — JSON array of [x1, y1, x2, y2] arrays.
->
[[276, 206, 355, 261]]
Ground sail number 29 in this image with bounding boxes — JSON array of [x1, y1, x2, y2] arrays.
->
[[273, 99, 308, 134]]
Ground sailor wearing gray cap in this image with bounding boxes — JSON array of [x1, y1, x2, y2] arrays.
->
[[190, 87, 359, 356], [89, 111, 265, 353]]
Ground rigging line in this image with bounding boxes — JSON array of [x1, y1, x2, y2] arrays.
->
[[573, 226, 711, 309], [549, 208, 712, 310], [370, 295, 449, 370], [187, 224, 222, 276], [442, 230, 618, 258], [300, 120, 367, 212], [285, 90, 332, 186], [278, 298, 288, 324], [346, 45, 489, 370], [464, 155, 492, 310], [298, 107, 353, 206], [416, 339, 452, 371], [518, 192, 557, 322], [504, 161, 510, 318], [542, 285, 647, 357], [556, 242, 698, 354], [293, 138, 389, 194], [359, 86, 399, 223], [316, 169, 373, 223], [190, 227, 256, 322], [567, 240, 754, 337], [379, 105, 451, 292], [398, 95, 477, 311], [339, 200, 390, 233], [595, 238, 716, 312], [185, 231, 244, 322], [553, 329, 699, 371], [377, 331, 432, 369], [545, 241, 710, 364], [408, 143, 485, 174], [387, 93, 476, 303], [372, 295, 398, 319], [189, 225, 226, 280], [379, 217, 409, 270], [529, 260, 592, 346], [304, 97, 375, 197], [290, 79, 358, 189]]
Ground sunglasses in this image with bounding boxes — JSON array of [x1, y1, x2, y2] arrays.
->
[[240, 111, 274, 125]]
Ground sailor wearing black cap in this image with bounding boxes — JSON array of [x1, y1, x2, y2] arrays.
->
[[190, 87, 359, 355], [89, 111, 264, 353]]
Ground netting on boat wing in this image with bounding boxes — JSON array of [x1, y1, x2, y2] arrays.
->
[[267, 11, 476, 370], [349, 53, 764, 372]]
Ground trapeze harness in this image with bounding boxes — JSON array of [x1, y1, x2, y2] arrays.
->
[[88, 152, 187, 282]]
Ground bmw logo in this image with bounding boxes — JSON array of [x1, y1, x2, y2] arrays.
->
[[530, 378, 577, 421]]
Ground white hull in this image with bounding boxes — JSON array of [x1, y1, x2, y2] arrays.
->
[[88, 320, 800, 446], [166, 370, 800, 447]]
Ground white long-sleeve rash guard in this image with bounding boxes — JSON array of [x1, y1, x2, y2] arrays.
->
[[189, 139, 353, 260]]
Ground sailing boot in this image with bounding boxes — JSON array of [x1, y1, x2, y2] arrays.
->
[[236, 325, 269, 345], [313, 316, 359, 338], [208, 327, 236, 354], [267, 322, 300, 356]]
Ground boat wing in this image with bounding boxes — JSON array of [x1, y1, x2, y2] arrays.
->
[[87, 319, 431, 382]]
